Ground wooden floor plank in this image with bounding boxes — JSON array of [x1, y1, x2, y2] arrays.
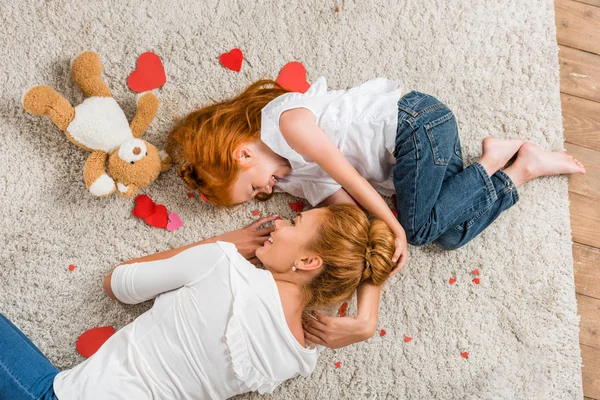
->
[[561, 93, 600, 151], [556, 0, 600, 56], [569, 192, 600, 248], [558, 45, 600, 103], [571, 0, 600, 7], [578, 293, 600, 349], [582, 344, 600, 399], [565, 143, 600, 199], [574, 243, 600, 300]]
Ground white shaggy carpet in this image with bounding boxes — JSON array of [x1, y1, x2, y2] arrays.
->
[[0, 0, 583, 398]]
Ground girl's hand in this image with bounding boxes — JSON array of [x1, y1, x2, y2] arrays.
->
[[390, 233, 408, 277], [302, 311, 376, 349], [216, 216, 277, 264]]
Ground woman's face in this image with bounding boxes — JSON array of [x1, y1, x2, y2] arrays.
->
[[256, 208, 325, 273]]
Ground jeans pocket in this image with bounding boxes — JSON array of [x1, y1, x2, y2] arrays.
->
[[424, 111, 458, 166]]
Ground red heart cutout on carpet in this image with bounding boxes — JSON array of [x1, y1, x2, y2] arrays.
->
[[448, 277, 456, 285], [404, 334, 412, 343], [289, 200, 306, 213], [133, 194, 156, 218], [127, 52, 167, 92], [76, 326, 116, 358], [461, 352, 469, 359], [380, 329, 387, 337], [472, 278, 480, 285], [334, 361, 342, 368], [252, 209, 260, 217], [145, 204, 168, 228], [338, 302, 348, 317], [276, 62, 310, 93], [473, 269, 479, 276], [68, 264, 76, 272], [219, 48, 243, 72]]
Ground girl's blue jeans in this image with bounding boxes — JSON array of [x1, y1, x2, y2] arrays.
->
[[393, 91, 519, 250], [0, 313, 58, 400]]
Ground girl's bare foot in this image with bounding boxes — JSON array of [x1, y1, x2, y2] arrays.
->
[[503, 142, 586, 188], [477, 137, 525, 176]]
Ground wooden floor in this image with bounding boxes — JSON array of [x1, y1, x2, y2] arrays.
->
[[554, 0, 600, 398]]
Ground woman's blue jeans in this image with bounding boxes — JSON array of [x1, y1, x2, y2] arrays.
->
[[0, 313, 58, 400], [393, 91, 519, 250]]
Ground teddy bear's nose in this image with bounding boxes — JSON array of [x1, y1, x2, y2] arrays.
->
[[133, 147, 141, 155]]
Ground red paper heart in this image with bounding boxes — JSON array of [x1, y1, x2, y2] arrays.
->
[[338, 302, 348, 317], [68, 264, 76, 272], [334, 361, 342, 368], [289, 200, 306, 213], [127, 52, 166, 92], [76, 326, 116, 358], [473, 269, 479, 276], [461, 352, 469, 359], [276, 62, 310, 93], [187, 193, 194, 199], [252, 209, 260, 216], [219, 48, 243, 72], [380, 329, 387, 337], [200, 194, 209, 202], [404, 334, 412, 343], [133, 194, 156, 218], [145, 204, 169, 228], [472, 278, 480, 285], [448, 277, 456, 285]]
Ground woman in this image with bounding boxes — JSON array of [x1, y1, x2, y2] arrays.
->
[[0, 204, 394, 399]]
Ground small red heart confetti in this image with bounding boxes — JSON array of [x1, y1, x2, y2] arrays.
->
[[338, 302, 348, 317], [289, 200, 306, 213], [200, 194, 208, 202], [275, 216, 282, 220], [448, 277, 456, 285], [68, 264, 76, 272], [472, 278, 480, 285], [187, 192, 194, 199], [219, 48, 243, 72], [252, 209, 260, 216], [380, 329, 387, 337], [461, 352, 469, 359], [334, 361, 342, 369], [276, 62, 311, 93], [76, 326, 116, 358], [473, 269, 479, 275], [127, 52, 166, 92], [404, 335, 412, 343]]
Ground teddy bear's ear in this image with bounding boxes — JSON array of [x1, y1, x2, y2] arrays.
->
[[159, 150, 172, 172], [116, 182, 139, 199]]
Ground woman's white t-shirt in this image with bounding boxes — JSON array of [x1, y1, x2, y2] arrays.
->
[[261, 76, 404, 206], [52, 241, 318, 399]]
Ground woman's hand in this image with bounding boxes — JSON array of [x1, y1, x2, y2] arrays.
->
[[390, 231, 408, 277], [302, 311, 377, 349], [216, 216, 277, 264]]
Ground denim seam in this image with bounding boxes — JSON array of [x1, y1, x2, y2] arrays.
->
[[495, 169, 520, 203], [410, 136, 419, 235], [0, 357, 36, 399], [473, 162, 498, 204]]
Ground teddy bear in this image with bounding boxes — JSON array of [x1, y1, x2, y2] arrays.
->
[[22, 51, 171, 198]]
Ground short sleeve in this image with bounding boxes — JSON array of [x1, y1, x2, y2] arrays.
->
[[110, 243, 226, 304], [301, 180, 342, 206]]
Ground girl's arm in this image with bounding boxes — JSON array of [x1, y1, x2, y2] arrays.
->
[[103, 216, 277, 302], [318, 188, 358, 207], [280, 108, 408, 271]]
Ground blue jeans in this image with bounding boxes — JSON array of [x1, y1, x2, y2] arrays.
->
[[0, 313, 58, 400], [393, 91, 519, 250]]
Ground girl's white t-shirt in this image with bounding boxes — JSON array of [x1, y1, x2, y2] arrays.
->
[[261, 76, 404, 206], [52, 241, 318, 400]]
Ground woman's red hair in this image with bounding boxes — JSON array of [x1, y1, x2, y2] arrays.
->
[[166, 79, 290, 207]]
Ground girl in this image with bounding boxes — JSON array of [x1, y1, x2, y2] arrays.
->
[[0, 204, 394, 399], [166, 76, 586, 348]]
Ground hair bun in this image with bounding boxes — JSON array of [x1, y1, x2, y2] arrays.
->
[[360, 220, 395, 286]]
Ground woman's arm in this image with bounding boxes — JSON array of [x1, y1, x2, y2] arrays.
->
[[103, 216, 278, 303], [280, 108, 408, 271], [303, 282, 380, 348]]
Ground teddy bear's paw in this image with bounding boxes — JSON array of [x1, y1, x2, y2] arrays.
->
[[22, 86, 60, 116], [89, 174, 115, 197]]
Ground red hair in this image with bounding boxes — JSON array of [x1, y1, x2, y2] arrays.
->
[[166, 79, 290, 207]]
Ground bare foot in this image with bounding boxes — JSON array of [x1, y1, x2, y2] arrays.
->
[[477, 137, 525, 176], [503, 142, 586, 187]]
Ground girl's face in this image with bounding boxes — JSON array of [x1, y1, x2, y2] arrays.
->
[[230, 141, 290, 205], [256, 209, 324, 274]]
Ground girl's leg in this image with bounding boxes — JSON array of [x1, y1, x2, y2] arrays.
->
[[393, 91, 521, 247], [0, 313, 59, 400]]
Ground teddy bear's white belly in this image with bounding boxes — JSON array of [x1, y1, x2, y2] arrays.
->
[[67, 97, 133, 153]]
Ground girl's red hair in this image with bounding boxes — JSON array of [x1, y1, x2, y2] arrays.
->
[[166, 79, 290, 207]]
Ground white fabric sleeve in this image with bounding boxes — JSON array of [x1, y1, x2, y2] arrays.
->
[[301, 180, 342, 206], [110, 243, 225, 304]]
